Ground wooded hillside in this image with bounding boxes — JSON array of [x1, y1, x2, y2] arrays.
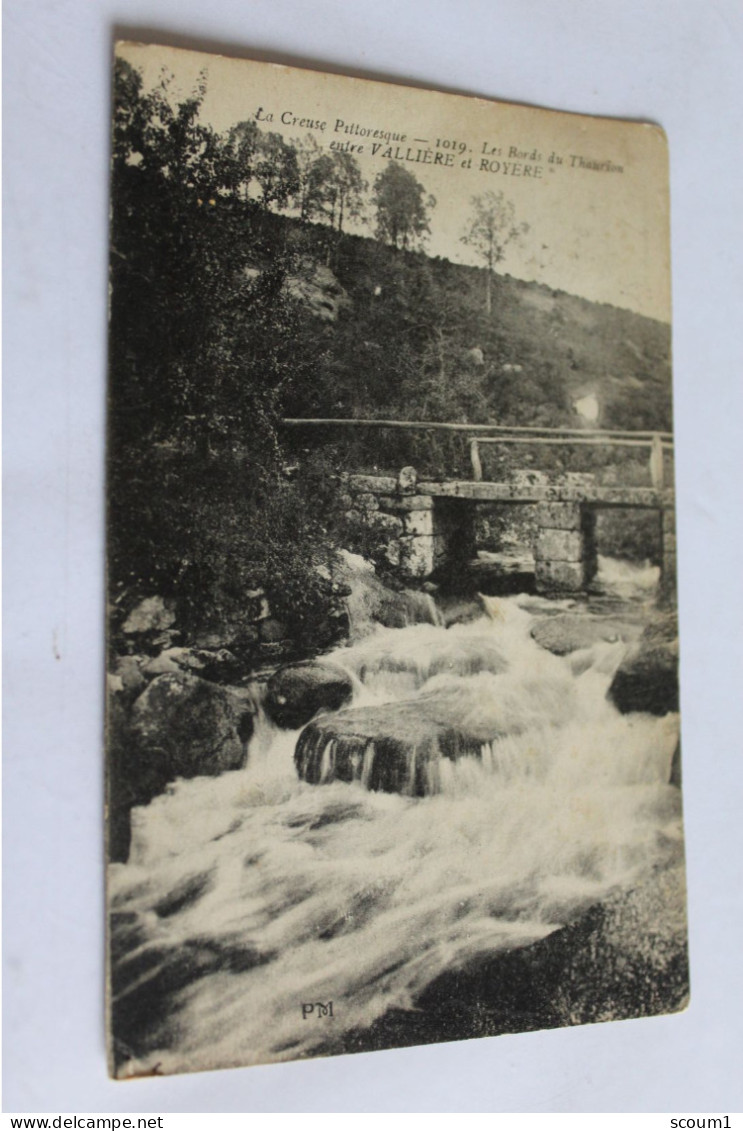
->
[[108, 58, 672, 649]]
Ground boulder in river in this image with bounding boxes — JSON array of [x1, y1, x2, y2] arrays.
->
[[108, 672, 256, 862], [293, 670, 565, 796], [130, 672, 255, 781], [608, 613, 679, 717], [321, 857, 688, 1058], [264, 661, 354, 730], [295, 699, 485, 796], [531, 613, 642, 656]]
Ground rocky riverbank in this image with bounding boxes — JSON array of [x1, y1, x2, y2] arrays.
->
[[107, 552, 445, 859], [108, 556, 683, 1077], [318, 855, 688, 1058], [106, 574, 349, 860], [108, 559, 681, 860]]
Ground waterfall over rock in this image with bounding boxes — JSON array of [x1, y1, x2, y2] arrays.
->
[[109, 578, 682, 1077], [333, 549, 441, 638], [295, 700, 489, 796]]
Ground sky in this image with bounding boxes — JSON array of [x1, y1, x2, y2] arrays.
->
[[118, 41, 672, 323]]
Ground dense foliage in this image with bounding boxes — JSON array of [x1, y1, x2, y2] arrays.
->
[[108, 61, 342, 645]]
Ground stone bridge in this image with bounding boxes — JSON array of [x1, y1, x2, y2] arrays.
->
[[342, 466, 676, 596], [283, 418, 675, 596]]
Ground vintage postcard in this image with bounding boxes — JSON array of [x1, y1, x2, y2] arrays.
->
[[106, 41, 686, 1078]]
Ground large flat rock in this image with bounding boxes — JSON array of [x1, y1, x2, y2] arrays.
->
[[293, 668, 560, 795], [296, 698, 486, 795], [532, 613, 643, 656]]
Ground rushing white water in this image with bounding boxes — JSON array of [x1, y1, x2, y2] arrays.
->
[[109, 576, 681, 1077], [595, 554, 661, 599]]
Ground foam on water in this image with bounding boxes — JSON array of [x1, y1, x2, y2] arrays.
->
[[595, 554, 660, 599], [110, 580, 681, 1076]]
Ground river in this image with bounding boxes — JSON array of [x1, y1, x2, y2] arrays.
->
[[108, 557, 682, 1077]]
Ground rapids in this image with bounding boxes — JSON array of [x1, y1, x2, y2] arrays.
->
[[109, 567, 681, 1077]]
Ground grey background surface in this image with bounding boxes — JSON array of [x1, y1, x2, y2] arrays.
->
[[4, 0, 742, 1113]]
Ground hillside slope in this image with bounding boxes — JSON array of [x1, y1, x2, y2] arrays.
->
[[267, 218, 672, 483], [273, 218, 672, 436]]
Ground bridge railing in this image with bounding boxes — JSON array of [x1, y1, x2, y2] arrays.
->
[[468, 430, 674, 489], [281, 418, 674, 491]]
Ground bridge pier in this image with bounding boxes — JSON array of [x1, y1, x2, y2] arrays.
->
[[344, 469, 673, 599], [534, 502, 597, 594], [379, 493, 438, 578]]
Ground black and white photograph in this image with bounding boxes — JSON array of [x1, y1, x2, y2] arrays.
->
[[7, 0, 743, 1114], [105, 42, 687, 1079]]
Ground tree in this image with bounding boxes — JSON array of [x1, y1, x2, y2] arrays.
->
[[224, 122, 300, 209], [460, 190, 528, 316], [253, 131, 300, 210], [293, 135, 336, 223], [326, 151, 367, 233], [372, 162, 435, 250], [108, 59, 338, 644], [225, 120, 261, 200]]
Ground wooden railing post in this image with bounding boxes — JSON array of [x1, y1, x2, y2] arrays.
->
[[649, 433, 664, 490], [469, 438, 483, 482]]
